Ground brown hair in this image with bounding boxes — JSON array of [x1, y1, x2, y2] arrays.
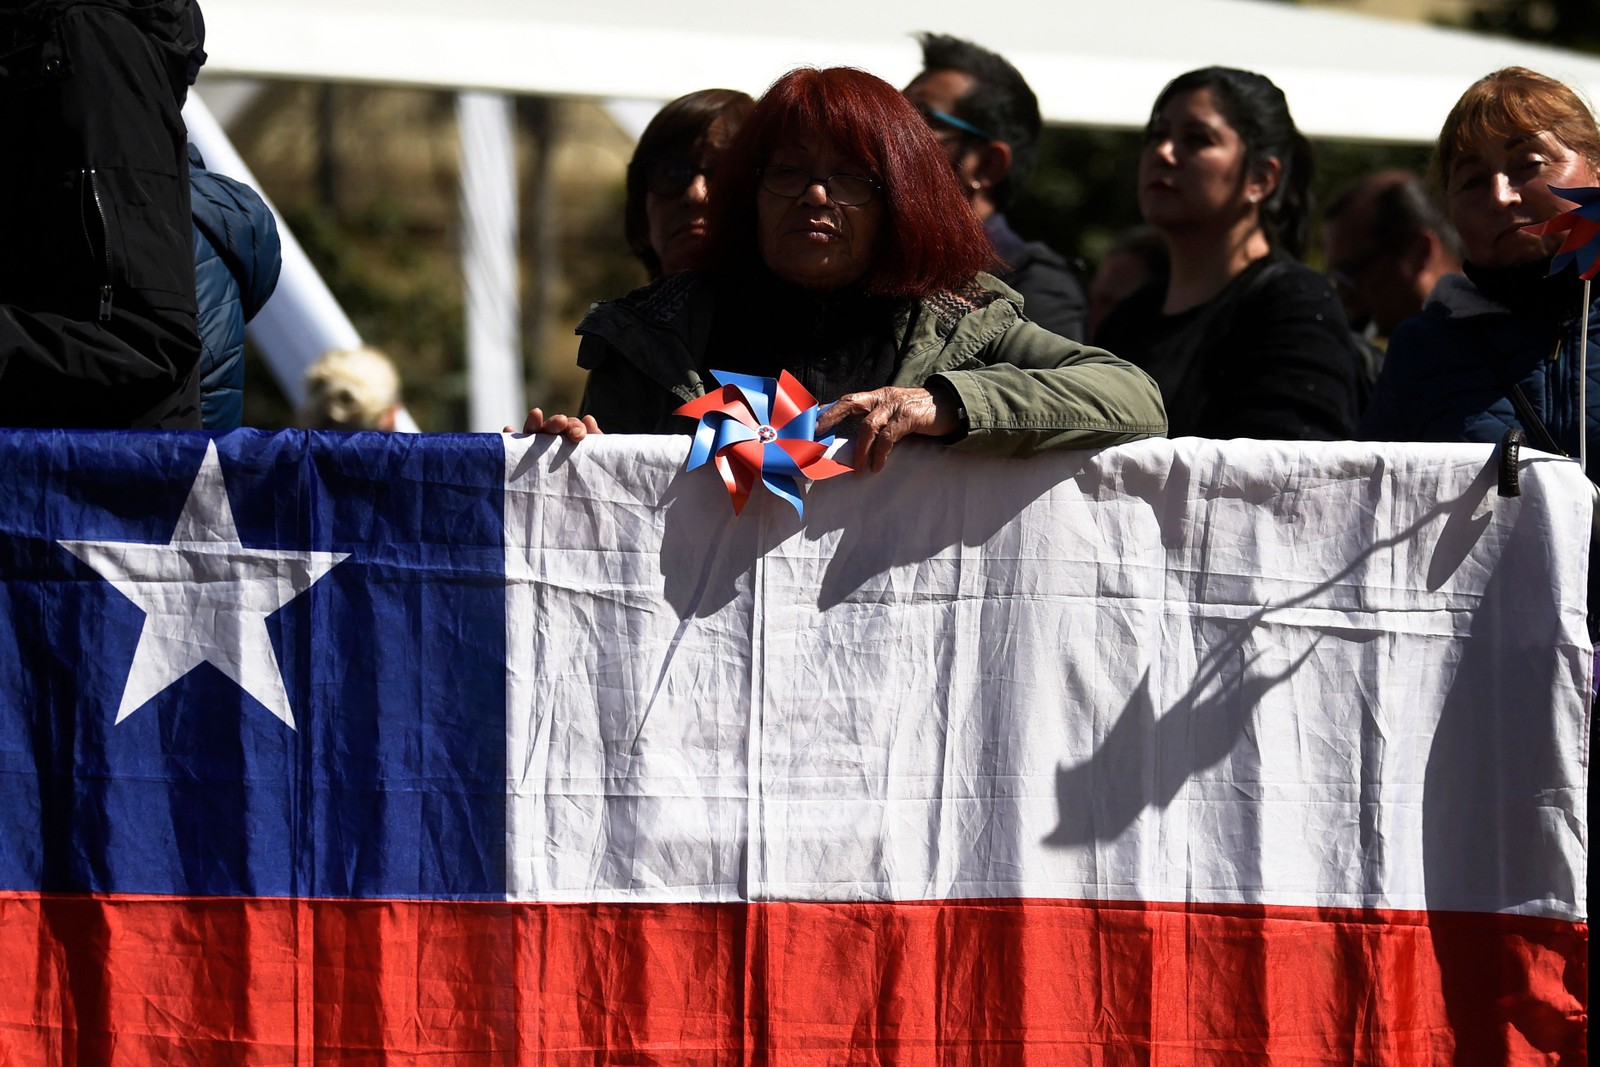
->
[[625, 89, 754, 278], [1434, 67, 1600, 189]]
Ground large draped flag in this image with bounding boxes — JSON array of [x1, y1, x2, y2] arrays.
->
[[0, 430, 1587, 1063]]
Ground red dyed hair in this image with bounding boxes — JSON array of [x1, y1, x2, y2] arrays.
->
[[701, 66, 997, 298]]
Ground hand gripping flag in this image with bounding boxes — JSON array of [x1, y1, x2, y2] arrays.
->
[[673, 369, 852, 516], [1522, 184, 1600, 279]]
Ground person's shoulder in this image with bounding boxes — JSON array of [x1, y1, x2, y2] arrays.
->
[[1004, 238, 1071, 274], [1386, 277, 1490, 356], [577, 271, 709, 334], [1238, 256, 1331, 304], [1388, 303, 1452, 349], [189, 165, 273, 234], [1382, 297, 1480, 377], [1232, 257, 1356, 343], [1093, 279, 1164, 345], [187, 160, 280, 309], [1422, 271, 1504, 321], [996, 238, 1086, 303], [921, 274, 1015, 333]]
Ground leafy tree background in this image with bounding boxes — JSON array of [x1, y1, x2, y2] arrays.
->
[[1461, 0, 1599, 54]]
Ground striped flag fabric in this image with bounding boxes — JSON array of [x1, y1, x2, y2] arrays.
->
[[0, 429, 1587, 1063]]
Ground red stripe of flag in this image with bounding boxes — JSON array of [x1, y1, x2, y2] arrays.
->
[[0, 893, 1583, 1063]]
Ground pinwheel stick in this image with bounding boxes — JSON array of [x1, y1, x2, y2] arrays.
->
[[1583, 279, 1590, 475]]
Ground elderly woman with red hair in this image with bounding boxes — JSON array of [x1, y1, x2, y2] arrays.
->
[[526, 67, 1165, 469]]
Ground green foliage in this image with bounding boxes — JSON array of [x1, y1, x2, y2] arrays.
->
[[241, 200, 468, 432], [1459, 0, 1600, 54], [1008, 128, 1145, 271]]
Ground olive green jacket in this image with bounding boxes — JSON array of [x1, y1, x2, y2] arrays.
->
[[575, 271, 1166, 456]]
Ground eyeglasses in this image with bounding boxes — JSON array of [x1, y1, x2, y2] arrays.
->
[[758, 165, 881, 206], [641, 159, 714, 198], [915, 105, 999, 144]]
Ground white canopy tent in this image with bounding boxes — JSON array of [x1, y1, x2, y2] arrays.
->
[[191, 0, 1600, 429], [199, 0, 1600, 142]]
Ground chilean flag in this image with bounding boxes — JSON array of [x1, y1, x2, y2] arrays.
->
[[0, 430, 1587, 1063]]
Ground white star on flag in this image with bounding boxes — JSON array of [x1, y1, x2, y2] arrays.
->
[[58, 440, 349, 729]]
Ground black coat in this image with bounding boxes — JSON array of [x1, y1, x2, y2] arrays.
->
[[0, 0, 203, 428], [1095, 253, 1365, 440]]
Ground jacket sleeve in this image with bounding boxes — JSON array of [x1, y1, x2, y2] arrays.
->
[[931, 308, 1168, 457], [189, 155, 285, 430], [191, 221, 244, 430], [576, 332, 686, 435]]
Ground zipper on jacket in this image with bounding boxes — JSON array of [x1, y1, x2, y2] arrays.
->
[[80, 169, 113, 321]]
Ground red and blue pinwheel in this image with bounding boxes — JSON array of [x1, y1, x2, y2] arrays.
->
[[673, 369, 852, 516], [1522, 185, 1600, 279]]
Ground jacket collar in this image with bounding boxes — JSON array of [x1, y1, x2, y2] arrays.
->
[[1424, 271, 1504, 320]]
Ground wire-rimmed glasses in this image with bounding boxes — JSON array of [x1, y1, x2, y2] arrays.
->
[[758, 165, 881, 206]]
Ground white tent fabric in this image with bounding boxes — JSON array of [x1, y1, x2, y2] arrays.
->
[[197, 0, 1600, 142]]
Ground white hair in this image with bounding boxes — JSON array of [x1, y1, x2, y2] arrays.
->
[[299, 347, 401, 431]]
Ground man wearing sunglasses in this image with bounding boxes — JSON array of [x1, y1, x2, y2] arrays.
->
[[905, 33, 1089, 342]]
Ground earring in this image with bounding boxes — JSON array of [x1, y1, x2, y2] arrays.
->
[[1247, 192, 1261, 204]]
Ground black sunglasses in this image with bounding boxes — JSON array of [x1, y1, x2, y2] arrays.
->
[[640, 158, 713, 198]]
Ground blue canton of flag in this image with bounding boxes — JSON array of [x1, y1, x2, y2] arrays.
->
[[0, 431, 509, 901]]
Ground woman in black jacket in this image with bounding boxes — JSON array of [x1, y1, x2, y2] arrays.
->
[[1096, 67, 1366, 440]]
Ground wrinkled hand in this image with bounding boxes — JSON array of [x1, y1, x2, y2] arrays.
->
[[815, 384, 960, 474], [504, 407, 603, 442]]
